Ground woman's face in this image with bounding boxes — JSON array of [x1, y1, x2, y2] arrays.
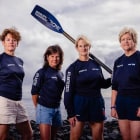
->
[[120, 33, 135, 52], [2, 33, 18, 54], [47, 52, 60, 68], [76, 39, 90, 57]]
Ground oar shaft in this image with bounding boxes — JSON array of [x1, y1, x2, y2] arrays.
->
[[63, 31, 75, 44], [62, 31, 112, 74], [89, 53, 112, 74]]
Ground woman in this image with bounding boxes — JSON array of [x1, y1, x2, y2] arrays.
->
[[64, 35, 111, 140], [31, 45, 64, 140], [0, 28, 33, 140], [111, 27, 140, 140]]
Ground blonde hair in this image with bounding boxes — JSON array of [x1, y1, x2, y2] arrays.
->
[[119, 27, 138, 45], [75, 35, 91, 48]]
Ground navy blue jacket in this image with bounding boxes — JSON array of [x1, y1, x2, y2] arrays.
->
[[31, 66, 64, 108], [0, 53, 24, 100], [64, 59, 111, 118], [112, 51, 140, 97]]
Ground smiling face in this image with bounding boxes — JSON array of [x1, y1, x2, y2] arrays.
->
[[2, 33, 18, 55], [120, 33, 136, 53], [47, 52, 61, 69], [76, 39, 90, 60]]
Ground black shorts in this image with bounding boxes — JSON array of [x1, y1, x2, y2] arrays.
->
[[74, 95, 106, 122], [116, 95, 140, 121]]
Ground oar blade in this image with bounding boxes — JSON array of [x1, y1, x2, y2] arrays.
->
[[31, 5, 112, 74], [31, 5, 63, 33]]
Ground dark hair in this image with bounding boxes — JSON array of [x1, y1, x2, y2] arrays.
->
[[43, 45, 64, 70], [0, 27, 21, 43]]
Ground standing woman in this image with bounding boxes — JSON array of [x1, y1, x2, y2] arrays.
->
[[64, 35, 111, 140], [111, 27, 140, 140], [31, 45, 64, 140], [0, 28, 33, 140]]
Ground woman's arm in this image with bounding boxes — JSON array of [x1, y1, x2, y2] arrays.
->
[[31, 69, 44, 107], [111, 90, 118, 118], [32, 94, 39, 107], [64, 65, 76, 119]]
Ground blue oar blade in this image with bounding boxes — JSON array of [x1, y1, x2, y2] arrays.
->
[[31, 5, 112, 74], [31, 5, 63, 33]]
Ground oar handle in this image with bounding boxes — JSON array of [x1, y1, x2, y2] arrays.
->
[[62, 31, 112, 74]]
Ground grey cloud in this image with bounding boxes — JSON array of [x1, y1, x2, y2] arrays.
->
[[0, 0, 140, 97]]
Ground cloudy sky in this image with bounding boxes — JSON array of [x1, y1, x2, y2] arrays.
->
[[0, 0, 140, 97]]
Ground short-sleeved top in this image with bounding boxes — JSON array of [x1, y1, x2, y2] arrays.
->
[[112, 50, 140, 97], [0, 52, 24, 101], [31, 66, 64, 108]]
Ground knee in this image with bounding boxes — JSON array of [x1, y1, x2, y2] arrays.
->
[[0, 132, 8, 140], [28, 129, 33, 138], [70, 132, 81, 140], [21, 129, 33, 139], [27, 129, 33, 138], [0, 135, 7, 140]]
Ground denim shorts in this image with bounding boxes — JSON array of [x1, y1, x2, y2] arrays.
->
[[74, 95, 106, 122], [36, 104, 62, 126], [0, 96, 29, 124], [116, 95, 140, 121]]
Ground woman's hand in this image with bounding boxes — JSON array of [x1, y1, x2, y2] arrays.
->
[[137, 107, 140, 117], [68, 116, 77, 127], [111, 108, 118, 119], [32, 94, 39, 107]]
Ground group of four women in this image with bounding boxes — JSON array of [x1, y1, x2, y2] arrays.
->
[[0, 27, 140, 140]]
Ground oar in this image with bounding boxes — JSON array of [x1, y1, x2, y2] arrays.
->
[[31, 5, 112, 74]]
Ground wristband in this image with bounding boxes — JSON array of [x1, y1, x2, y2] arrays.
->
[[111, 106, 116, 109]]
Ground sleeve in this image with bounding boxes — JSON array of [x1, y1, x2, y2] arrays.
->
[[64, 65, 76, 119], [18, 57, 24, 65], [99, 67, 111, 89], [112, 61, 118, 90], [31, 69, 44, 95], [100, 78, 111, 89], [0, 54, 2, 69]]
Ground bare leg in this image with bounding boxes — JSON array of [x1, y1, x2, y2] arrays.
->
[[0, 124, 9, 140], [118, 120, 131, 140], [16, 121, 33, 140], [39, 124, 51, 140], [90, 121, 104, 140], [130, 121, 140, 140], [70, 121, 84, 140]]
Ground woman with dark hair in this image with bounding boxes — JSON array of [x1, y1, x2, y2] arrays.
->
[[31, 45, 64, 140]]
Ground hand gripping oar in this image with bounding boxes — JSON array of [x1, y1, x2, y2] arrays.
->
[[31, 5, 112, 74]]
